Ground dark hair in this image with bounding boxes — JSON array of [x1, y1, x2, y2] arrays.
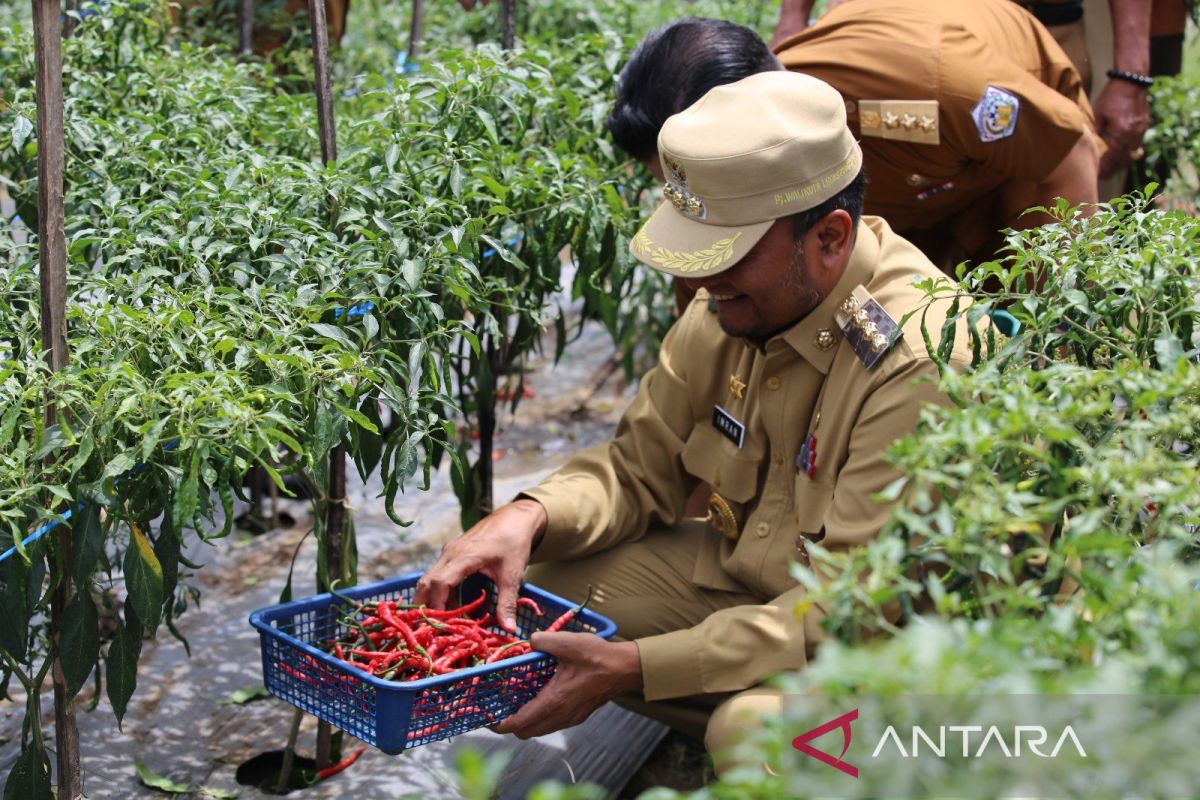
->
[[789, 169, 869, 239], [606, 18, 782, 162]]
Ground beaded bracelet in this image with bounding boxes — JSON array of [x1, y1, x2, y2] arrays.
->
[[1106, 69, 1155, 89]]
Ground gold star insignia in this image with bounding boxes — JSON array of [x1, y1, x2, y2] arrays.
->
[[729, 374, 746, 399], [901, 113, 918, 130], [919, 115, 937, 132], [883, 112, 901, 129]]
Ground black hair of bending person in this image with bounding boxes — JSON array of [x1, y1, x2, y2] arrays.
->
[[606, 18, 783, 162]]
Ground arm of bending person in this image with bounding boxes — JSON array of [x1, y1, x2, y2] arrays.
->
[[1093, 0, 1153, 178], [771, 0, 818, 48], [1001, 127, 1101, 231]]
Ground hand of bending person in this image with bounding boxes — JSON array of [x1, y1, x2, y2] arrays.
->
[[490, 631, 643, 739], [414, 498, 546, 632]]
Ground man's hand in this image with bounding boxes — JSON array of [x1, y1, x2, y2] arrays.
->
[[490, 633, 643, 739], [1094, 78, 1151, 178], [414, 498, 546, 632]]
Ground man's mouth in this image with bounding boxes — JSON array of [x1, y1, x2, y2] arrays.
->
[[709, 292, 743, 302]]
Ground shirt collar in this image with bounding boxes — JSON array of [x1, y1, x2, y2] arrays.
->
[[779, 219, 879, 373]]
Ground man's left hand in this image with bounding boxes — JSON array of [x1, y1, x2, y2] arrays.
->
[[1094, 78, 1151, 179], [490, 633, 643, 739]]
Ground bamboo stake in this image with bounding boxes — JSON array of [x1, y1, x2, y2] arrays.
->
[[500, 0, 516, 49], [306, 0, 343, 770], [239, 0, 255, 56], [32, 0, 79, 796], [63, 0, 77, 39], [407, 0, 423, 67]]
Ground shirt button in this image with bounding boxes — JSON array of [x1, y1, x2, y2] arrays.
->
[[756, 522, 770, 538], [766, 376, 781, 390]]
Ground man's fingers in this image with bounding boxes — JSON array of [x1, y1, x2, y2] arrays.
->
[[496, 579, 520, 633]]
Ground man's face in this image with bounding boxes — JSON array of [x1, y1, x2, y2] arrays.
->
[[683, 218, 826, 340]]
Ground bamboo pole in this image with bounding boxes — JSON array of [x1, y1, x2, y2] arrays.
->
[[406, 0, 423, 66], [32, 0, 80, 796], [63, 0, 77, 39], [306, 0, 343, 770], [500, 0, 516, 49], [239, 0, 255, 56]]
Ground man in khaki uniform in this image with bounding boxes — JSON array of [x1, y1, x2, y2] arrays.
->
[[416, 72, 973, 767], [774, 0, 1153, 180], [609, 0, 1100, 269]]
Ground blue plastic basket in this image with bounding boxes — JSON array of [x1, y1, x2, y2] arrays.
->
[[249, 571, 616, 754]]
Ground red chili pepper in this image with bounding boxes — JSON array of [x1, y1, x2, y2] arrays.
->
[[545, 586, 593, 633], [315, 745, 366, 781], [516, 597, 543, 617], [422, 589, 488, 620]]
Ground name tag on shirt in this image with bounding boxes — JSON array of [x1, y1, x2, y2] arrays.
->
[[713, 405, 746, 448]]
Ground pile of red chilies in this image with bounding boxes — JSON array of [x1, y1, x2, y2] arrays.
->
[[323, 588, 587, 682]]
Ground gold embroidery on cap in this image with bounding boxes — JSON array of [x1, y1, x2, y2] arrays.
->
[[631, 229, 652, 255], [773, 154, 858, 207], [646, 233, 742, 274]]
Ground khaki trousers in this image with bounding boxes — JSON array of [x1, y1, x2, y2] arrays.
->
[[526, 521, 785, 765]]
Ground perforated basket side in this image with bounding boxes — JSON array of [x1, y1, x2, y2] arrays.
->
[[250, 572, 617, 753]]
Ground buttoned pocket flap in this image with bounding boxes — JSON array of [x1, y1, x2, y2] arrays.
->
[[681, 424, 763, 503]]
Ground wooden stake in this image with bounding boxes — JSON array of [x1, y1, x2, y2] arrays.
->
[[308, 0, 337, 166], [32, 0, 80, 796], [239, 0, 255, 56], [500, 0, 516, 49], [406, 0, 423, 66], [307, 0, 342, 770]]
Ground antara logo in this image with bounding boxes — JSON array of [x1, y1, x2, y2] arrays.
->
[[792, 709, 860, 778], [793, 709, 1090, 779]]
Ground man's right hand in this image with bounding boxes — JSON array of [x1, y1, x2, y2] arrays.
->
[[414, 498, 547, 632]]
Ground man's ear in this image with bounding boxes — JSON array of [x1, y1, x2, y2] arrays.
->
[[813, 209, 855, 263]]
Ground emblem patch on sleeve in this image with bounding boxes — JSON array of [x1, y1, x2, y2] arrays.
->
[[971, 85, 1020, 142]]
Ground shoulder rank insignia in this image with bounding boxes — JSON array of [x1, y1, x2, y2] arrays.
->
[[858, 100, 939, 146], [834, 286, 902, 370], [972, 85, 1019, 142]]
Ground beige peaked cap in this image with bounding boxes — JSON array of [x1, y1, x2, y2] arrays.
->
[[630, 71, 863, 279]]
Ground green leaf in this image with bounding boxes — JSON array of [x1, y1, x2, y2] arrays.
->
[[60, 590, 100, 701], [72, 504, 104, 584], [134, 760, 191, 794], [124, 524, 164, 632], [154, 516, 181, 613], [474, 108, 499, 144], [308, 323, 355, 350], [0, 556, 29, 659], [10, 116, 33, 152], [106, 612, 142, 727], [1153, 331, 1183, 370], [221, 684, 270, 705], [102, 451, 139, 481], [3, 742, 52, 800]]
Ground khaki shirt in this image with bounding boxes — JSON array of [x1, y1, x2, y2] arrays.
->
[[774, 0, 1093, 257], [524, 217, 973, 701]]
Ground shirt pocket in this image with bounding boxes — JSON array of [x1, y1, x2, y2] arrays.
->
[[792, 477, 835, 564], [681, 424, 765, 592], [681, 424, 763, 504]]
